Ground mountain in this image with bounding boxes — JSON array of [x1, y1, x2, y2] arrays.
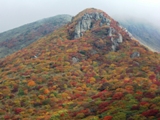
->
[[0, 14, 72, 58], [0, 8, 160, 120], [118, 19, 160, 52]]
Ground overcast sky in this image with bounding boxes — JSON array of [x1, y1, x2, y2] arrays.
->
[[0, 0, 160, 33]]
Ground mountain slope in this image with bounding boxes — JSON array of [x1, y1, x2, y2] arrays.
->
[[0, 14, 72, 58], [119, 19, 160, 52], [0, 8, 160, 120]]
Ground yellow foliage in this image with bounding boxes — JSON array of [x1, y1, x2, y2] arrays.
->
[[82, 84, 87, 89], [66, 49, 73, 53], [89, 77, 96, 83], [61, 93, 68, 99], [109, 64, 116, 69], [52, 109, 68, 116]]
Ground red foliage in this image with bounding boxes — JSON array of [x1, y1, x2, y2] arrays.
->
[[70, 81, 77, 87], [131, 105, 140, 110], [98, 102, 109, 109], [112, 92, 124, 100], [69, 111, 77, 117], [69, 109, 90, 117], [155, 66, 160, 73], [142, 109, 159, 117], [143, 92, 155, 98], [149, 75, 156, 80], [104, 116, 113, 120], [4, 115, 12, 120], [135, 96, 142, 101], [70, 93, 83, 100], [154, 81, 160, 86], [91, 90, 107, 99], [99, 107, 109, 114], [14, 108, 23, 114], [136, 91, 143, 95], [80, 109, 90, 115], [140, 101, 149, 106]]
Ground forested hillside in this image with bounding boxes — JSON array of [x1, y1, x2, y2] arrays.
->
[[0, 8, 160, 120], [0, 15, 72, 58]]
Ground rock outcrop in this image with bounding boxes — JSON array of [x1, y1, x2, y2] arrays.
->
[[108, 28, 116, 37], [74, 12, 110, 39], [130, 51, 140, 58], [111, 33, 123, 51], [72, 57, 79, 64], [73, 10, 123, 52]]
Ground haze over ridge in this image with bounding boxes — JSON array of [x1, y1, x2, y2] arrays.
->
[[0, 0, 160, 33]]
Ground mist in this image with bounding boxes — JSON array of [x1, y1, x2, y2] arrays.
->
[[0, 0, 160, 33]]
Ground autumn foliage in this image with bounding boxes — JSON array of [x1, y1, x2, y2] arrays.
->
[[0, 8, 160, 120]]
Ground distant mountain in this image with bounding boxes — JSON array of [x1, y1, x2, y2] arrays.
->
[[0, 8, 160, 120], [118, 19, 160, 52], [0, 14, 72, 58]]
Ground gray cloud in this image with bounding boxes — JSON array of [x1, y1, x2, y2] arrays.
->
[[0, 0, 160, 33]]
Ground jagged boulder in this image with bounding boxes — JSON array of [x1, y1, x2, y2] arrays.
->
[[130, 52, 140, 58], [110, 33, 123, 51], [74, 15, 93, 39], [74, 12, 111, 39], [111, 40, 119, 52], [108, 28, 116, 37], [73, 11, 123, 52], [72, 57, 79, 63], [74, 22, 81, 39], [117, 33, 123, 43], [90, 49, 98, 55], [81, 19, 92, 32]]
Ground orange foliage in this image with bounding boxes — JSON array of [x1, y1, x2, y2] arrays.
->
[[38, 95, 45, 100], [0, 8, 160, 120], [27, 80, 36, 87], [43, 88, 50, 94]]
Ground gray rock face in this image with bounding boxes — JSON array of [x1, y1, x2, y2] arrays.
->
[[100, 16, 110, 26], [130, 52, 140, 58], [72, 57, 79, 63], [74, 12, 124, 52], [90, 49, 98, 55], [110, 33, 123, 51], [81, 19, 92, 32], [74, 22, 81, 39], [108, 28, 116, 37], [74, 12, 111, 39], [95, 12, 100, 20], [101, 17, 110, 24], [111, 45, 117, 52], [117, 33, 123, 43], [74, 17, 92, 39], [111, 38, 119, 52]]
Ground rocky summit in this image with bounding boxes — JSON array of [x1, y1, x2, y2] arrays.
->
[[0, 8, 160, 120], [68, 8, 125, 52], [73, 12, 111, 39]]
